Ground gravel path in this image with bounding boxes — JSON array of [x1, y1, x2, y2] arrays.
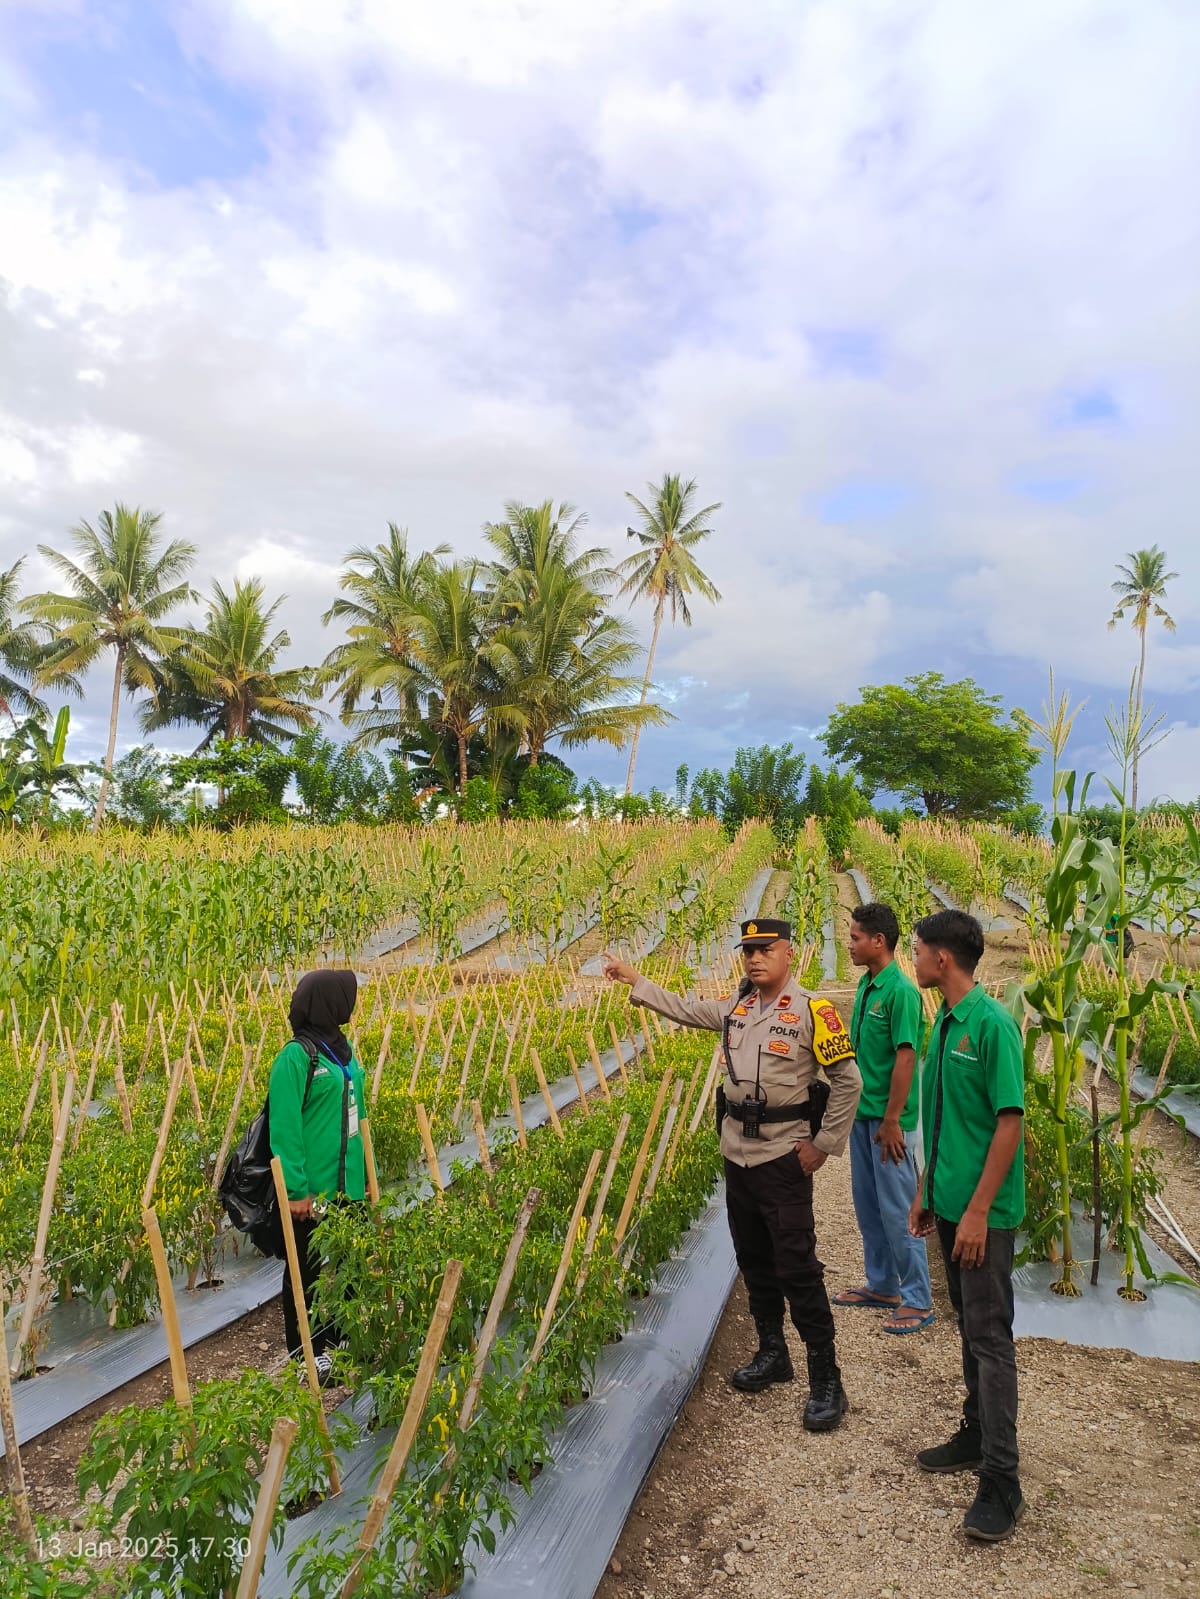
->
[[594, 1140, 1200, 1599]]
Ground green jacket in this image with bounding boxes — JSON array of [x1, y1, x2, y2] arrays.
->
[[268, 1039, 367, 1202]]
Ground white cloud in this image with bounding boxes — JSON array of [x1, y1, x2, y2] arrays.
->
[[0, 0, 1197, 789]]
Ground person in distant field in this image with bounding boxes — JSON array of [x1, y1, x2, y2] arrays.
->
[[908, 910, 1026, 1544], [268, 969, 367, 1384], [834, 902, 933, 1333], [603, 917, 862, 1432]]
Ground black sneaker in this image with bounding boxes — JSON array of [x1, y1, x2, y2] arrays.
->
[[963, 1475, 1025, 1542], [916, 1419, 983, 1474], [313, 1351, 336, 1388]]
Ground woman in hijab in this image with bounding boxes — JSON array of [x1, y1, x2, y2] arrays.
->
[[268, 968, 367, 1380]]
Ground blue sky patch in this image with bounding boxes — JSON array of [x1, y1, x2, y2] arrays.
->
[[807, 327, 884, 377], [817, 479, 909, 522], [1060, 385, 1121, 427], [1016, 475, 1085, 503], [8, 8, 268, 187]]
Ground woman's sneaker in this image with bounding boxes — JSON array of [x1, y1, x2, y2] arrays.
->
[[313, 1351, 336, 1388], [916, 1419, 983, 1473]]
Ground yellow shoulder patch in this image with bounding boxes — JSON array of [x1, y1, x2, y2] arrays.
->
[[809, 998, 855, 1069]]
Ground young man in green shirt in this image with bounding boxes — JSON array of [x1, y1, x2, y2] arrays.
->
[[908, 909, 1026, 1544], [834, 902, 933, 1333]]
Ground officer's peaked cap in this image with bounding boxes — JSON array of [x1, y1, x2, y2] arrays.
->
[[737, 917, 791, 947]]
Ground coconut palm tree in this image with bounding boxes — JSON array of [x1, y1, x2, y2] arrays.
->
[[0, 558, 53, 723], [492, 561, 670, 767], [346, 559, 516, 793], [1108, 545, 1178, 812], [140, 577, 320, 750], [483, 500, 613, 612], [617, 473, 721, 793], [25, 505, 196, 827], [319, 524, 450, 724]]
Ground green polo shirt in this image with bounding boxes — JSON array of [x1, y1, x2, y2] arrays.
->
[[850, 959, 923, 1128], [920, 984, 1025, 1229]]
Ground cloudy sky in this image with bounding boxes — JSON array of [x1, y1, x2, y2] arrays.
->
[[1, 0, 1198, 805]]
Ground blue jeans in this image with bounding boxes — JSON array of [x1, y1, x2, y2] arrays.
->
[[848, 1119, 932, 1310]]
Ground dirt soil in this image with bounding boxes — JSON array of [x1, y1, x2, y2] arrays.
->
[[595, 1141, 1200, 1599], [18, 1301, 287, 1520]]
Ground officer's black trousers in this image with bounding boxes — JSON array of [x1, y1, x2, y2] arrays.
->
[[724, 1151, 836, 1348]]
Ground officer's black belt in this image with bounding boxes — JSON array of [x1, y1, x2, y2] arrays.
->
[[724, 1099, 809, 1124]]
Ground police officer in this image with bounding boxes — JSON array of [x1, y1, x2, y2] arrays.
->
[[603, 917, 862, 1430]]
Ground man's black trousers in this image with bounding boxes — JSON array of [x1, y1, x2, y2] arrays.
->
[[724, 1151, 836, 1347]]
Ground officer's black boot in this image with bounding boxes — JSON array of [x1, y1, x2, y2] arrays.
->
[[730, 1321, 794, 1392], [802, 1342, 849, 1431]]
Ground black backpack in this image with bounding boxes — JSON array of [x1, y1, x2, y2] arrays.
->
[[219, 1039, 319, 1259]]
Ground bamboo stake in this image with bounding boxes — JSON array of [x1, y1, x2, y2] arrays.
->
[[450, 1012, 484, 1128], [67, 1028, 102, 1154], [518, 1150, 602, 1398], [498, 1005, 522, 1085], [0, 1292, 36, 1548], [607, 1020, 631, 1086], [369, 1018, 394, 1108], [640, 1017, 656, 1065], [1175, 991, 1198, 1046], [586, 1031, 612, 1102], [576, 1114, 630, 1288], [211, 1048, 255, 1193], [668, 1051, 709, 1170], [16, 1036, 49, 1145], [270, 1157, 341, 1497], [478, 1012, 502, 1099], [613, 1074, 673, 1247], [1135, 1033, 1179, 1152], [110, 1003, 133, 1134], [142, 1208, 191, 1412], [508, 1072, 527, 1150], [402, 1192, 542, 1584], [688, 1045, 725, 1138], [413, 1102, 444, 1198], [235, 1417, 299, 1599], [531, 1049, 563, 1139], [458, 1188, 540, 1430], [408, 1006, 436, 1093], [360, 1118, 381, 1204], [470, 1099, 494, 1176], [142, 1050, 188, 1211], [11, 1070, 75, 1378], [340, 1261, 464, 1599], [565, 1045, 590, 1115], [641, 1080, 684, 1203]]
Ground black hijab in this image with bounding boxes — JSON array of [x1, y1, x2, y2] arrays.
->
[[289, 969, 357, 1066]]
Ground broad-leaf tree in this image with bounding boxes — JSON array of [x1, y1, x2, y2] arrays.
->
[[319, 524, 449, 726], [821, 673, 1037, 820], [141, 577, 319, 750], [723, 742, 808, 839], [26, 505, 196, 827], [617, 473, 721, 793], [0, 558, 52, 722], [1107, 545, 1178, 813]]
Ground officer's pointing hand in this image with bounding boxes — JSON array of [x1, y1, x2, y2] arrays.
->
[[602, 953, 638, 986]]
